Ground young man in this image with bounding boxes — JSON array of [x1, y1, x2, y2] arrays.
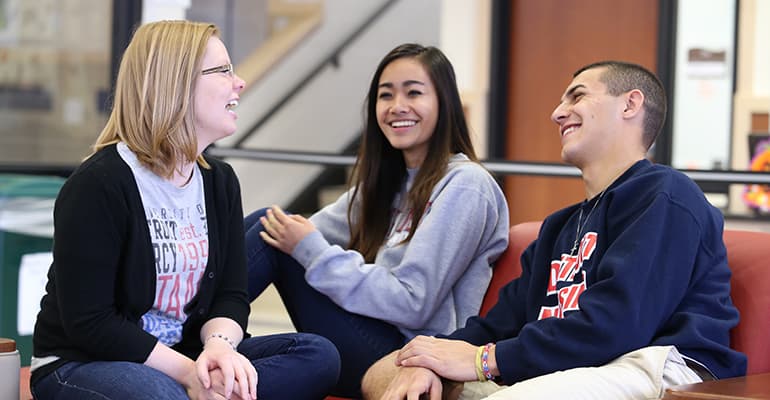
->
[[361, 61, 747, 400]]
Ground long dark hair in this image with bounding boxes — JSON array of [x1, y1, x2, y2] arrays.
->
[[348, 43, 478, 262]]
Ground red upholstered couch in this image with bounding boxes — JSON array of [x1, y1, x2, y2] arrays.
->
[[19, 222, 770, 399], [328, 221, 770, 400]]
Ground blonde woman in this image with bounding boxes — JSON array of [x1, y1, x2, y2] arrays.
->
[[30, 20, 339, 400]]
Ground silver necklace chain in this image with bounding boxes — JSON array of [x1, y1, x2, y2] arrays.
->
[[570, 190, 606, 256]]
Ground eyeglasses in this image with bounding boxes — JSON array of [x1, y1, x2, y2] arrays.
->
[[201, 63, 234, 77]]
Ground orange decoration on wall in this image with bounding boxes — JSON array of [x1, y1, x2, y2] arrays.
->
[[743, 137, 770, 212]]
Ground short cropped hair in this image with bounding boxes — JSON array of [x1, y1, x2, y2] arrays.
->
[[575, 61, 667, 150]]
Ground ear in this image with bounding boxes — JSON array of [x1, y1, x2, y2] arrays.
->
[[621, 89, 644, 119]]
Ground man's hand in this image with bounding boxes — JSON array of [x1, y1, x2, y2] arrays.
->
[[380, 366, 443, 400], [259, 205, 316, 254], [396, 336, 479, 382]]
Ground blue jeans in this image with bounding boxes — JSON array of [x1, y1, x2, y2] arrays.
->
[[31, 333, 340, 400], [245, 208, 406, 398]]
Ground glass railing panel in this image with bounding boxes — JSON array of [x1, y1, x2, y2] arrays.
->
[[0, 1, 113, 166]]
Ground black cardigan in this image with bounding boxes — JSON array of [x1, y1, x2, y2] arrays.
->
[[31, 144, 249, 384]]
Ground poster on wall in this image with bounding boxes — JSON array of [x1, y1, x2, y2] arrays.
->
[[671, 0, 736, 172], [686, 48, 727, 79]]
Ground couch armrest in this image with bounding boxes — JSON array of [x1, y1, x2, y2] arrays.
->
[[662, 372, 770, 399]]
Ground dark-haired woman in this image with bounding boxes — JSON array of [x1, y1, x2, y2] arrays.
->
[[244, 43, 509, 398]]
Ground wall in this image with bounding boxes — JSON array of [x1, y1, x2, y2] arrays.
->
[[439, 0, 491, 158], [502, 0, 659, 224], [671, 0, 736, 171], [729, 0, 770, 216]]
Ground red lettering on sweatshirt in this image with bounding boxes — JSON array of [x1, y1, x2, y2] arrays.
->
[[539, 232, 597, 320]]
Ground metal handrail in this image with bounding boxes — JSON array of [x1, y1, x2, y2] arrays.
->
[[4, 147, 769, 186], [0, 164, 74, 178], [205, 147, 770, 185]]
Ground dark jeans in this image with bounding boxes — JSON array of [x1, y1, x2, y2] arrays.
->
[[245, 208, 406, 398], [31, 332, 340, 400]]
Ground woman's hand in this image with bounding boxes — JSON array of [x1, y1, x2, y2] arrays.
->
[[144, 341, 232, 400], [182, 369, 246, 400], [182, 367, 228, 400], [259, 205, 316, 253], [196, 338, 258, 400], [207, 368, 248, 400]]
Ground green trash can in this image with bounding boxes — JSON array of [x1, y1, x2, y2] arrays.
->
[[0, 174, 65, 367]]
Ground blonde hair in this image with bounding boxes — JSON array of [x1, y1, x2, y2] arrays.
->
[[92, 20, 219, 178]]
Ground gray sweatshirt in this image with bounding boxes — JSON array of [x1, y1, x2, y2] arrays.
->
[[291, 153, 510, 339]]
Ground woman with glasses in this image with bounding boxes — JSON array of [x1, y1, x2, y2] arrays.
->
[[30, 20, 339, 400]]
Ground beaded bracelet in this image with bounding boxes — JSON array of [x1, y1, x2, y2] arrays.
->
[[475, 345, 487, 381], [205, 332, 236, 350], [481, 343, 494, 381]]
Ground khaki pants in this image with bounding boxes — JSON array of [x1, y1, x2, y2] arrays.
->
[[459, 346, 701, 400]]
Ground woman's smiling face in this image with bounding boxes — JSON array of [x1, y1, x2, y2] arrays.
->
[[376, 57, 439, 169], [193, 36, 246, 152]]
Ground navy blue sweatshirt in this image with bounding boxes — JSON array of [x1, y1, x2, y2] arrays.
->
[[448, 159, 747, 383]]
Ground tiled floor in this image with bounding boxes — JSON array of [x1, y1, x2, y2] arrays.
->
[[248, 284, 294, 336]]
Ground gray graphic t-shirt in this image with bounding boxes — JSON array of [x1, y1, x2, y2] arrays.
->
[[118, 142, 209, 346]]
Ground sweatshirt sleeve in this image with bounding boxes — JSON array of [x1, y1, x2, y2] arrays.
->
[[293, 165, 509, 329], [52, 167, 158, 361], [308, 188, 354, 248], [476, 193, 724, 384], [446, 241, 537, 344]]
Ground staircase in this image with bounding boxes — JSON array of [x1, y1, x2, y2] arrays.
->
[[217, 0, 441, 214], [226, 0, 441, 335]]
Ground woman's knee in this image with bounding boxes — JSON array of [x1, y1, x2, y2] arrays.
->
[[300, 333, 342, 371], [286, 333, 342, 390], [244, 207, 270, 232], [248, 333, 341, 397], [33, 361, 187, 400]]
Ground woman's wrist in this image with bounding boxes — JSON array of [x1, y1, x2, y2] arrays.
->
[[200, 317, 243, 351], [204, 332, 237, 351], [145, 341, 199, 388]]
